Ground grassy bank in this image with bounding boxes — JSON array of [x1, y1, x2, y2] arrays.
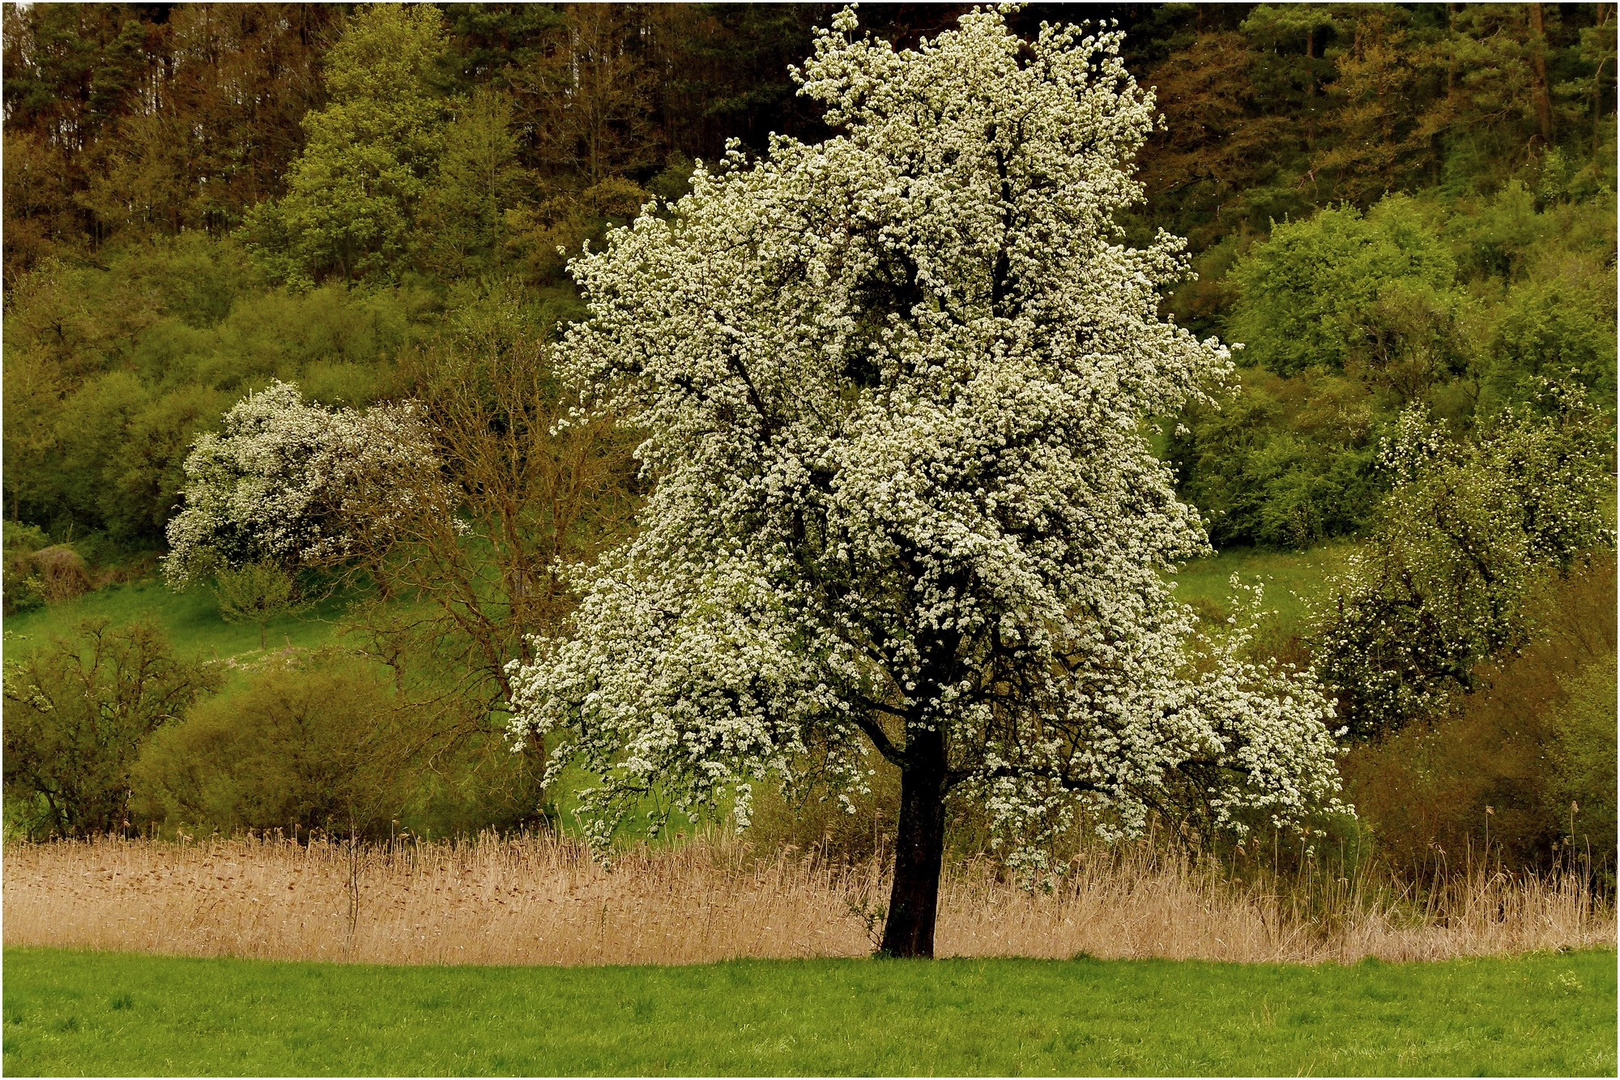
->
[[5, 947, 1613, 1076], [1, 543, 1342, 668], [1172, 544, 1355, 633], [1, 578, 351, 661]]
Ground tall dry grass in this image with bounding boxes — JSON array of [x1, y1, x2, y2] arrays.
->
[[4, 833, 1612, 966]]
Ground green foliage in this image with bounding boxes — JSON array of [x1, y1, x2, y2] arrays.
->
[[399, 729, 550, 841], [1548, 653, 1619, 870], [1, 241, 431, 543], [2, 522, 51, 616], [212, 562, 302, 651], [6, 948, 1616, 1076], [1171, 370, 1385, 549], [129, 650, 548, 841], [505, 176, 652, 285], [1315, 396, 1615, 738], [417, 88, 530, 278], [2, 620, 221, 839], [244, 5, 450, 286], [131, 653, 413, 840], [1227, 197, 1460, 380], [1190, 181, 1616, 551], [1483, 254, 1618, 412]]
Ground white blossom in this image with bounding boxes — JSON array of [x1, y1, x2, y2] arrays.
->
[[507, 7, 1346, 853], [164, 381, 442, 585]]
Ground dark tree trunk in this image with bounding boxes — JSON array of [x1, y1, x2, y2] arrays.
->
[[1528, 4, 1555, 146], [880, 725, 948, 958]]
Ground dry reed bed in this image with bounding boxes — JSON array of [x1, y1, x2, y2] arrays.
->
[[5, 834, 1612, 966]]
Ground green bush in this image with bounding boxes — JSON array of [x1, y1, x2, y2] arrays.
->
[[402, 728, 550, 840], [1227, 197, 1460, 382], [1169, 370, 1385, 549], [132, 653, 416, 839], [1481, 256, 1618, 414], [212, 561, 302, 650], [2, 619, 222, 838], [1547, 651, 1618, 871], [133, 651, 550, 840], [3, 522, 50, 615]]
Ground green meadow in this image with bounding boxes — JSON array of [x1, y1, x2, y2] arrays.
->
[[4, 948, 1614, 1076], [1, 578, 350, 662]]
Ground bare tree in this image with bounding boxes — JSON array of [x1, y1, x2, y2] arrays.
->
[[339, 291, 639, 764]]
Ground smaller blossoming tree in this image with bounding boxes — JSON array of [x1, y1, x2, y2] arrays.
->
[[1315, 389, 1615, 737], [166, 331, 637, 731], [507, 8, 1346, 958], [164, 380, 440, 588]]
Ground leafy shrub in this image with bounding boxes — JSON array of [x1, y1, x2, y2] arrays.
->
[[402, 730, 550, 840], [1170, 369, 1386, 549], [132, 653, 416, 839], [1480, 254, 1618, 414], [212, 561, 301, 650], [2, 522, 50, 615], [132, 651, 549, 840], [2, 620, 222, 839], [1547, 651, 1619, 874], [1227, 196, 1460, 383]]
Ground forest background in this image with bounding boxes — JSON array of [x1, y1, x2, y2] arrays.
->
[[2, 2, 1615, 892]]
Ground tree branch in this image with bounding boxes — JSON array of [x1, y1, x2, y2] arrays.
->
[[848, 710, 908, 769]]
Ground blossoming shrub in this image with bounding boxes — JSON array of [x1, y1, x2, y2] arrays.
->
[[163, 380, 441, 586], [1314, 391, 1615, 738]]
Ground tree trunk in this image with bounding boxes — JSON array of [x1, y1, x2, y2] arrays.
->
[[880, 726, 948, 958], [1528, 4, 1556, 146]]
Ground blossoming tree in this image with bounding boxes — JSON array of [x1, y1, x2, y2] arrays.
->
[[164, 380, 439, 587], [1315, 392, 1615, 738], [508, 7, 1345, 958]]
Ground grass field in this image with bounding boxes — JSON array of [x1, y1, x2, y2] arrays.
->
[[4, 947, 1613, 1076], [3, 543, 1349, 662], [1171, 543, 1355, 632], [1, 578, 351, 661]]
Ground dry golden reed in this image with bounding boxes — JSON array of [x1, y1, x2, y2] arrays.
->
[[5, 833, 1612, 966]]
